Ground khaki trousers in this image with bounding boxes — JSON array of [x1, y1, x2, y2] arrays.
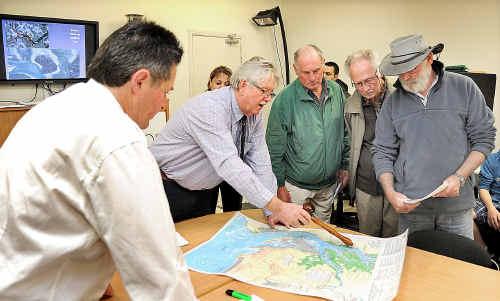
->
[[285, 181, 335, 223], [356, 188, 399, 237]]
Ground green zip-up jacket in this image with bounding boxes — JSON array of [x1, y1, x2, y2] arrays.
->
[[266, 79, 349, 190]]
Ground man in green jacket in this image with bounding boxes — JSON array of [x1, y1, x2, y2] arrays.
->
[[344, 49, 398, 237], [266, 45, 349, 223]]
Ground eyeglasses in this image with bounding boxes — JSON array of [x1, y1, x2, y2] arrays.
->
[[251, 82, 276, 98], [351, 74, 380, 89]]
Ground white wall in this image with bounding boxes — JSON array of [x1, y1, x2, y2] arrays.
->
[[0, 0, 282, 135], [280, 0, 500, 144], [1, 0, 500, 144]]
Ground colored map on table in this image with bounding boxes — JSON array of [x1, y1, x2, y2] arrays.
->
[[185, 213, 407, 301]]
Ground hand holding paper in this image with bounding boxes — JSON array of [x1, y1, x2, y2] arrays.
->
[[403, 183, 448, 204], [385, 190, 418, 213], [433, 174, 463, 198]]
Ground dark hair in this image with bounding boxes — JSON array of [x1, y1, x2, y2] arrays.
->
[[88, 21, 183, 87], [325, 61, 339, 76], [207, 66, 232, 90]]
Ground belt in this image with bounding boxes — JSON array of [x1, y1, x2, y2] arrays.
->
[[160, 169, 170, 181]]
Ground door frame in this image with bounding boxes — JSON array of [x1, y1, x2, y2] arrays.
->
[[188, 30, 243, 96]]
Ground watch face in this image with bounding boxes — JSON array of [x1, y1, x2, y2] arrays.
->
[[455, 173, 465, 186]]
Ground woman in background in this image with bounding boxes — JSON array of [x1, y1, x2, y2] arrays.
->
[[207, 65, 231, 90]]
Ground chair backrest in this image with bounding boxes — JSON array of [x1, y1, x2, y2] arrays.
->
[[407, 230, 497, 270]]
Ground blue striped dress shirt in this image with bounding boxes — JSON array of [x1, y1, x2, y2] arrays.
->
[[150, 86, 277, 208]]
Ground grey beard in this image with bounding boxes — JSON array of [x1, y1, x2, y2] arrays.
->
[[401, 65, 432, 94], [401, 78, 428, 94]]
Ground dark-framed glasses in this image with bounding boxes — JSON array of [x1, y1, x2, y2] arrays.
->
[[251, 82, 276, 98], [351, 74, 380, 89]]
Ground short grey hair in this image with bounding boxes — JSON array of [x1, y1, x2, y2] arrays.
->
[[230, 57, 280, 89], [344, 49, 379, 77], [293, 44, 325, 65]]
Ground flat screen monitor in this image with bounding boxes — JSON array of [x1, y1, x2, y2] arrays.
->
[[0, 14, 98, 84]]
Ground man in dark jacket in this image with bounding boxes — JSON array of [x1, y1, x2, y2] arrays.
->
[[373, 34, 496, 238], [325, 61, 350, 97]]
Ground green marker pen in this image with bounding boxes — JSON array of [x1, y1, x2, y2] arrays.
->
[[225, 289, 264, 301]]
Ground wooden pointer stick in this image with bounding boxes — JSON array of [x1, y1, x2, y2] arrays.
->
[[303, 201, 354, 247], [311, 216, 353, 247]]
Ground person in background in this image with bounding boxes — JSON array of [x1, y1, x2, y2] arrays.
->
[[266, 45, 349, 223], [207, 65, 232, 90], [325, 61, 350, 97], [344, 49, 399, 237], [373, 34, 496, 238], [473, 151, 500, 258], [206, 65, 243, 213], [150, 57, 311, 227], [0, 22, 196, 300]]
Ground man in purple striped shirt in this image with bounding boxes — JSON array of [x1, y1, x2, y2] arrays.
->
[[150, 58, 311, 227]]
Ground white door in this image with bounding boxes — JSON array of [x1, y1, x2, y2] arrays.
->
[[189, 32, 242, 97]]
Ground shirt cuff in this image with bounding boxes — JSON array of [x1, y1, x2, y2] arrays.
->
[[248, 188, 274, 209], [262, 208, 272, 217]]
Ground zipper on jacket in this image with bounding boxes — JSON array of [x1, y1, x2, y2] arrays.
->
[[321, 96, 328, 180]]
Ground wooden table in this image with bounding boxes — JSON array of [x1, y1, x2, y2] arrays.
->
[[109, 209, 500, 300]]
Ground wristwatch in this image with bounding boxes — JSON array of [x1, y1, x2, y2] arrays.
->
[[454, 173, 466, 186]]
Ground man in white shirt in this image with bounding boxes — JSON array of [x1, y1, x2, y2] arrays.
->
[[0, 22, 196, 300]]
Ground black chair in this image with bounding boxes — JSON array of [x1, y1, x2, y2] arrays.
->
[[408, 230, 498, 270]]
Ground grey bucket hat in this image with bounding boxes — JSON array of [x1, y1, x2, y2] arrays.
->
[[380, 34, 441, 76]]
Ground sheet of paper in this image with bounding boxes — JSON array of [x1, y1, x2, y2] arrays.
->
[[332, 182, 343, 199], [176, 231, 188, 247], [404, 183, 448, 204]]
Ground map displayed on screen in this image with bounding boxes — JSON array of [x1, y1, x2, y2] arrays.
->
[[2, 19, 86, 80]]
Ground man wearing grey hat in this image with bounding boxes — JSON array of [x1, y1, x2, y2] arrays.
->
[[372, 34, 496, 238]]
